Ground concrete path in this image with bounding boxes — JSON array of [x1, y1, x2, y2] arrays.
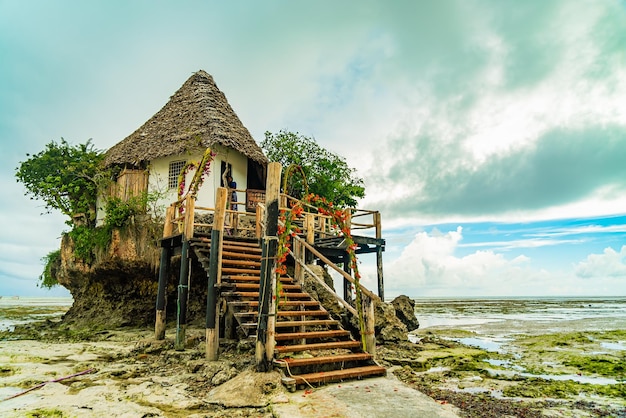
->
[[272, 372, 461, 418]]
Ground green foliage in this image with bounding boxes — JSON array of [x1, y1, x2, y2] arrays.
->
[[39, 250, 61, 288], [15, 138, 105, 227], [261, 130, 365, 207], [105, 194, 147, 228], [67, 226, 109, 264]]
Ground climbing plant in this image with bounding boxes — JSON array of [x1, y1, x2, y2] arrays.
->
[[176, 148, 217, 212], [275, 192, 368, 351]]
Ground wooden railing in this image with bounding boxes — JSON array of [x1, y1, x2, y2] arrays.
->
[[163, 192, 382, 244], [163, 194, 260, 239], [290, 235, 378, 356]]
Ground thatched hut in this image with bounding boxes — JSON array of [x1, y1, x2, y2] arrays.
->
[[101, 70, 268, 220]]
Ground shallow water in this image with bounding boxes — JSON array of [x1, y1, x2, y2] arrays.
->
[[0, 297, 72, 331], [410, 297, 626, 387], [412, 297, 626, 336]]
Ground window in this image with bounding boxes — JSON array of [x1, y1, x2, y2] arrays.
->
[[168, 160, 186, 189]]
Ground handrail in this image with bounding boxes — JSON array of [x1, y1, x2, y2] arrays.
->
[[293, 235, 379, 302], [288, 245, 358, 316]]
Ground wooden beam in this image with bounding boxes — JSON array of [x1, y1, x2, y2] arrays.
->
[[206, 187, 228, 361], [375, 211, 384, 301], [256, 162, 281, 372]]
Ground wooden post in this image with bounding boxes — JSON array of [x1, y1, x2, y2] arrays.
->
[[294, 238, 303, 286], [255, 205, 262, 239], [155, 205, 176, 340], [184, 195, 195, 239], [256, 162, 281, 372], [206, 187, 227, 360], [305, 214, 314, 264], [163, 205, 175, 237], [375, 211, 384, 301], [155, 245, 171, 340], [174, 239, 190, 351], [343, 254, 352, 304], [363, 295, 376, 358]]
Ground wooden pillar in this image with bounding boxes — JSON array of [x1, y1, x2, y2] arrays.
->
[[206, 187, 227, 360], [174, 239, 190, 351], [305, 214, 314, 264], [363, 296, 376, 358], [375, 211, 384, 301], [294, 238, 302, 285], [184, 195, 195, 239], [155, 204, 176, 340], [154, 245, 171, 340], [343, 254, 352, 304], [256, 162, 281, 372], [255, 205, 262, 239], [163, 205, 175, 237]]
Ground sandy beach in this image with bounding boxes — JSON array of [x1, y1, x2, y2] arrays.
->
[[0, 327, 460, 418], [2, 298, 626, 417]]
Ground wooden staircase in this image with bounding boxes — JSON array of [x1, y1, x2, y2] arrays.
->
[[190, 236, 386, 389]]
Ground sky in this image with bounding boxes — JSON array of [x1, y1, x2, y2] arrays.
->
[[1, 0, 626, 298]]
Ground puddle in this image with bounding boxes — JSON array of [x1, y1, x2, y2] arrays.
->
[[485, 368, 620, 385], [600, 341, 626, 351], [448, 336, 511, 353]]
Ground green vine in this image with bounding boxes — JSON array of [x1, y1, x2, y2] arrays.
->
[[177, 148, 217, 209], [39, 250, 61, 288]]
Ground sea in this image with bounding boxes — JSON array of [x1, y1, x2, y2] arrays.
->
[[411, 296, 626, 336], [0, 297, 73, 332], [3, 296, 624, 338]]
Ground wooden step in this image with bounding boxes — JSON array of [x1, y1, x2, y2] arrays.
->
[[222, 291, 260, 298], [222, 267, 260, 275], [276, 310, 328, 317], [281, 365, 386, 385], [274, 330, 351, 341], [223, 243, 262, 252], [222, 259, 261, 268], [228, 300, 320, 307], [275, 340, 361, 353], [223, 275, 294, 284], [234, 309, 329, 319], [222, 250, 262, 260], [231, 283, 300, 291], [275, 319, 340, 328], [274, 353, 373, 368]]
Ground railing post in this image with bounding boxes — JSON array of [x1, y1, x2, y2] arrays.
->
[[255, 205, 262, 238], [294, 238, 304, 286], [184, 195, 195, 239], [163, 205, 175, 237], [155, 205, 176, 340], [256, 162, 281, 372], [375, 211, 384, 301], [305, 214, 314, 264], [363, 295, 376, 358], [206, 187, 228, 360], [343, 254, 353, 304]]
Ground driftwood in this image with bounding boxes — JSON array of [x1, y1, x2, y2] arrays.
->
[[1, 368, 95, 402]]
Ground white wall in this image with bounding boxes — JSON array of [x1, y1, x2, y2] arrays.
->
[[148, 145, 248, 215]]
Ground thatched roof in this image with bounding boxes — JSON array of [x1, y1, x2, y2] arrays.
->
[[104, 70, 268, 167]]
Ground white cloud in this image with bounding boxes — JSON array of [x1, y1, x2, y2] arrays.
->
[[365, 226, 626, 298], [575, 245, 626, 279]]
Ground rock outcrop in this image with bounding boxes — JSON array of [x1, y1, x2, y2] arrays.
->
[[55, 223, 208, 329], [391, 295, 420, 331]]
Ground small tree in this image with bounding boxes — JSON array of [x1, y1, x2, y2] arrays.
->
[[15, 138, 105, 227], [261, 130, 365, 207]]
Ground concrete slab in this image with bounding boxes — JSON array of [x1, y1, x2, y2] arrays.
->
[[272, 372, 461, 418]]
